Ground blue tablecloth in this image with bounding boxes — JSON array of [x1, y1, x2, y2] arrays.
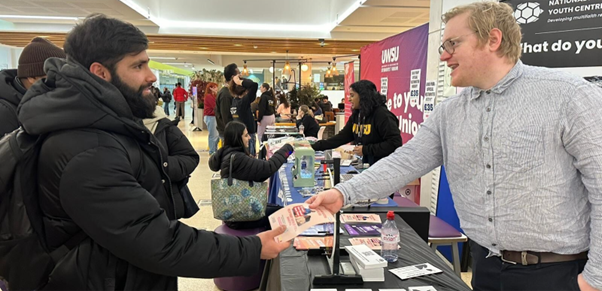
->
[[269, 162, 397, 207]]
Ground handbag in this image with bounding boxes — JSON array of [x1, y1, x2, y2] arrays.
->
[[211, 154, 268, 222]]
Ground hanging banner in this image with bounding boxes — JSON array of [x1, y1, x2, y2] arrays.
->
[[503, 0, 602, 67], [344, 62, 355, 123], [360, 23, 429, 145]]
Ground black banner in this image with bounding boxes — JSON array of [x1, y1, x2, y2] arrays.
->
[[503, 0, 602, 67]]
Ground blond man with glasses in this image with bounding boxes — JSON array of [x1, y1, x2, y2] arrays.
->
[[307, 2, 602, 290]]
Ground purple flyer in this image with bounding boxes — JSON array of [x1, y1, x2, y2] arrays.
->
[[344, 223, 382, 236]]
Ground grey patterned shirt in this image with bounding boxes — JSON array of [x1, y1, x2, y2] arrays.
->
[[335, 61, 602, 288]]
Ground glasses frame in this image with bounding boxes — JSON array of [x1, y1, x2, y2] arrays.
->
[[438, 31, 478, 55]]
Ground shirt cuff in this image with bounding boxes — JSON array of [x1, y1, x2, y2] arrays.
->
[[334, 183, 353, 206], [583, 263, 602, 290]]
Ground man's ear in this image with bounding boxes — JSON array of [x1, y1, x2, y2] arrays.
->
[[89, 62, 112, 82], [488, 28, 503, 52]]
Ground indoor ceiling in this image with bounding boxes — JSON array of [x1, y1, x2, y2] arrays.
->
[[0, 0, 429, 71]]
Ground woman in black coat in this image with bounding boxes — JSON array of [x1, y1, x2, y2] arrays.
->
[[209, 121, 293, 229], [296, 105, 320, 138]]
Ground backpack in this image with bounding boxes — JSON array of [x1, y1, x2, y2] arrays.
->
[[0, 128, 85, 290]]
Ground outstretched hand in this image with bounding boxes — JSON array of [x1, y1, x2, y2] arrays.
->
[[305, 189, 345, 214], [257, 226, 291, 260]]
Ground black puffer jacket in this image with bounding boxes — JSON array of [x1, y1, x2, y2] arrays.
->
[[18, 58, 262, 290], [209, 144, 293, 182], [0, 69, 26, 136]]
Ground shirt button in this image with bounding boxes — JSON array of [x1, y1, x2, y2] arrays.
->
[[487, 190, 492, 195], [486, 164, 491, 169], [163, 162, 168, 167], [162, 179, 165, 184], [486, 107, 491, 112], [484, 137, 489, 142], [488, 217, 493, 222], [492, 243, 497, 247], [486, 90, 491, 94]]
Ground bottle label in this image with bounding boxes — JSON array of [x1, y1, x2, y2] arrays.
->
[[382, 233, 399, 243]]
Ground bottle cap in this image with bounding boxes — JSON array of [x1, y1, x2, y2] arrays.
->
[[387, 211, 395, 220]]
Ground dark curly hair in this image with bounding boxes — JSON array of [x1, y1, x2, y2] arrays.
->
[[349, 80, 386, 118]]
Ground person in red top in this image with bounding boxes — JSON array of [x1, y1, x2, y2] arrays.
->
[[173, 82, 188, 120], [204, 82, 219, 155]]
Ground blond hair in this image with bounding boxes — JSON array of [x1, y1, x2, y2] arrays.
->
[[443, 1, 522, 64], [299, 105, 314, 117]]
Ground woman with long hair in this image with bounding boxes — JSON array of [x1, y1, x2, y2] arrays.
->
[[311, 80, 402, 165], [276, 92, 292, 121], [203, 82, 219, 155], [257, 83, 277, 142], [209, 121, 293, 229], [296, 105, 320, 138]]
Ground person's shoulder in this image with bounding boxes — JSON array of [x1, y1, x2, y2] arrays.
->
[[520, 64, 589, 88]]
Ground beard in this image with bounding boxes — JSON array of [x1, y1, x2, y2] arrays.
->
[[110, 73, 156, 119], [228, 80, 247, 97]]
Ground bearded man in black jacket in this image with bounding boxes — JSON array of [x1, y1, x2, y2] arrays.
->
[[16, 14, 289, 290]]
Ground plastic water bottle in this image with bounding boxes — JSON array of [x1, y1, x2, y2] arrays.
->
[[299, 124, 305, 136], [381, 211, 399, 262]]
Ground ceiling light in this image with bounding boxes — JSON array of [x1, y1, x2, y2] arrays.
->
[[269, 67, 273, 73], [207, 58, 215, 65], [0, 15, 79, 21], [253, 45, 258, 49], [332, 59, 339, 76], [301, 64, 309, 72], [351, 49, 360, 52], [282, 50, 292, 75], [151, 57, 177, 60], [242, 61, 250, 77], [234, 44, 242, 47], [199, 47, 208, 49]]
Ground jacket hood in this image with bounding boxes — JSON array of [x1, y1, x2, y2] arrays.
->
[[0, 69, 26, 107], [18, 57, 146, 137], [143, 106, 168, 134]]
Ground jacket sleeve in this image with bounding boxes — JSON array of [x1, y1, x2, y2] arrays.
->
[[0, 103, 19, 136], [165, 124, 200, 182], [219, 93, 233, 125], [362, 111, 402, 159], [59, 144, 262, 278], [312, 117, 355, 151], [208, 149, 223, 172], [242, 79, 258, 107], [258, 94, 268, 121], [231, 144, 293, 182]]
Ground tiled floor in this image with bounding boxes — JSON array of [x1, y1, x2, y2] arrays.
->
[[172, 109, 473, 290]]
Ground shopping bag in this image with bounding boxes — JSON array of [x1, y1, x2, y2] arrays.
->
[[211, 154, 268, 221]]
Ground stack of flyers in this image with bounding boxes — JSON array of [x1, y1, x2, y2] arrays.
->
[[389, 263, 443, 280], [294, 236, 333, 250], [344, 223, 382, 236], [341, 213, 382, 223], [348, 237, 383, 250]]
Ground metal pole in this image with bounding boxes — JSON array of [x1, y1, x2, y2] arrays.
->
[[298, 62, 302, 89], [272, 60, 276, 90]]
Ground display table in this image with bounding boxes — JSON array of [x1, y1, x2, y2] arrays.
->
[[261, 213, 471, 291], [275, 121, 337, 139], [268, 162, 397, 207]]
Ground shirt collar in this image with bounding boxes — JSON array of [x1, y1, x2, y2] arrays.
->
[[469, 60, 524, 100]]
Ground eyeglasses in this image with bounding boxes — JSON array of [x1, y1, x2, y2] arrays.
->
[[438, 32, 477, 55]]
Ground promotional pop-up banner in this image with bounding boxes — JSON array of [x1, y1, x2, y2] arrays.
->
[[360, 23, 429, 145], [503, 0, 602, 67]]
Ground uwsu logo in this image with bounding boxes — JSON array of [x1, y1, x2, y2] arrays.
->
[[381, 46, 399, 64], [514, 2, 544, 24]]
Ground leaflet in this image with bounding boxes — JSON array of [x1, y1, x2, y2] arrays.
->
[[389, 263, 442, 280], [344, 223, 382, 236], [340, 213, 382, 223], [294, 236, 333, 250], [269, 203, 335, 242], [349, 237, 383, 250]]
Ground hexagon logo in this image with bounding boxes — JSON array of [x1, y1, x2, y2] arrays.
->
[[514, 2, 545, 24]]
